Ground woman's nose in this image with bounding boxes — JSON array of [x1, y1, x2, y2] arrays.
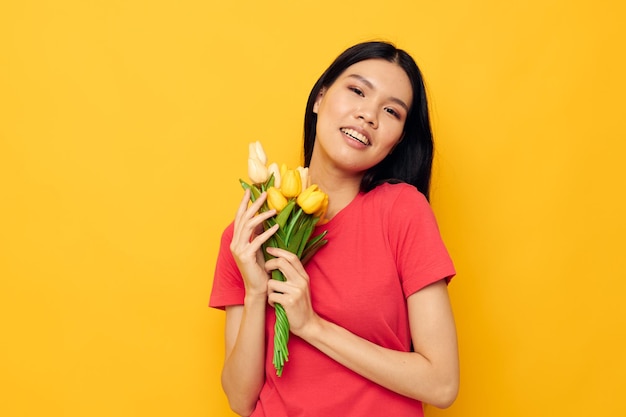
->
[[356, 106, 378, 128]]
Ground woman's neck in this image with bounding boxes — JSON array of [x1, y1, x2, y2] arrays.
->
[[308, 161, 363, 221]]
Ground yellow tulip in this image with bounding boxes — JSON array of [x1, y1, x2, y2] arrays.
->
[[281, 169, 301, 198], [280, 163, 288, 178], [248, 157, 269, 184], [266, 187, 288, 213], [297, 184, 327, 215], [268, 162, 281, 188], [314, 194, 329, 219], [248, 141, 267, 165]]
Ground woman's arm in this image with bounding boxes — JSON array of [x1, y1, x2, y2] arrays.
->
[[220, 191, 278, 416], [222, 299, 266, 416], [266, 248, 459, 408], [306, 280, 459, 408]]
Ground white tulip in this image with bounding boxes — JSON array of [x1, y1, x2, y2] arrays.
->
[[268, 162, 281, 188]]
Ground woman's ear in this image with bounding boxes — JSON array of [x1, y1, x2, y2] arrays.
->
[[312, 88, 326, 114]]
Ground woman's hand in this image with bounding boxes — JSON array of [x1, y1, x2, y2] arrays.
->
[[222, 190, 277, 417], [264, 246, 320, 336], [230, 189, 279, 297]]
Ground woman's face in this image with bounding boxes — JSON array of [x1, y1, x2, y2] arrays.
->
[[312, 58, 412, 176]]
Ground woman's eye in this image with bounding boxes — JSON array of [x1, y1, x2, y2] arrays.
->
[[385, 107, 400, 118], [349, 87, 364, 96]]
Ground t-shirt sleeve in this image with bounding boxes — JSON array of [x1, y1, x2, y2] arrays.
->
[[209, 222, 245, 309], [388, 185, 456, 297]]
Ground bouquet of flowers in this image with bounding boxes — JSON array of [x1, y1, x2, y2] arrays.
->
[[241, 141, 329, 376]]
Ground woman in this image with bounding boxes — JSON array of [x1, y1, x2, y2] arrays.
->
[[210, 41, 459, 417]]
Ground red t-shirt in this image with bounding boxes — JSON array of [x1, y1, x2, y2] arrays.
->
[[210, 182, 456, 417]]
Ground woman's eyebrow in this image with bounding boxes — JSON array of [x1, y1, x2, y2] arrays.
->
[[347, 73, 374, 89], [346, 74, 409, 112]]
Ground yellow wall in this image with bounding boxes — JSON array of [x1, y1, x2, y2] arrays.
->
[[1, 1, 625, 416]]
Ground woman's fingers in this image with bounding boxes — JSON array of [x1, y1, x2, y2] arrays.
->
[[229, 190, 280, 297], [264, 251, 315, 336], [235, 191, 269, 230], [232, 191, 276, 250], [264, 247, 309, 281], [250, 223, 279, 252], [234, 188, 252, 220]]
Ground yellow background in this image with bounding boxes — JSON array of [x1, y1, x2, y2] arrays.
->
[[1, 1, 625, 416]]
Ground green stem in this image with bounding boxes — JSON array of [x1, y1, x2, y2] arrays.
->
[[273, 302, 290, 376]]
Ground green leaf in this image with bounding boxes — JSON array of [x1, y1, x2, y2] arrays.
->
[[239, 179, 255, 201], [295, 218, 316, 257], [287, 234, 302, 253], [283, 207, 303, 246], [303, 230, 327, 251], [301, 232, 328, 265], [240, 179, 251, 190], [265, 216, 277, 229], [285, 216, 315, 255], [262, 235, 279, 262], [240, 180, 261, 202], [260, 173, 276, 194], [266, 172, 275, 189], [273, 232, 287, 249], [298, 217, 323, 257], [275, 200, 296, 229]]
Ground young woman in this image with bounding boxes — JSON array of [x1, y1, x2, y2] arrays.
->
[[210, 41, 459, 417]]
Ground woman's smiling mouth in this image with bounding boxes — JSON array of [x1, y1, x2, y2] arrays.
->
[[341, 128, 370, 146]]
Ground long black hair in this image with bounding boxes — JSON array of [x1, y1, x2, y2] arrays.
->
[[303, 41, 434, 200]]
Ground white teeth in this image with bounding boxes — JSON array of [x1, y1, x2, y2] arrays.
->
[[341, 128, 369, 145]]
